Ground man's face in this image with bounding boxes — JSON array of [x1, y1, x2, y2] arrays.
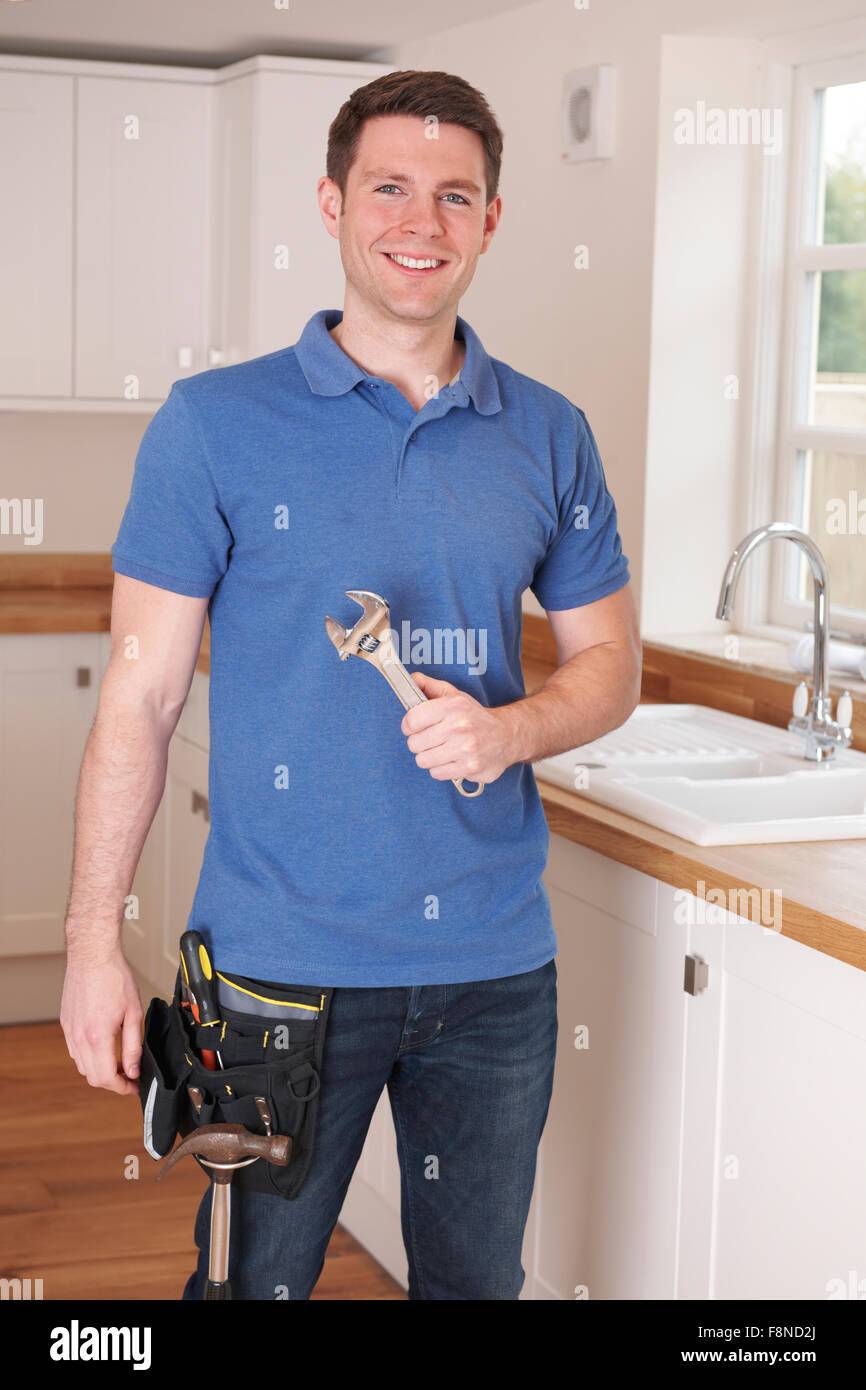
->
[[319, 113, 500, 324]]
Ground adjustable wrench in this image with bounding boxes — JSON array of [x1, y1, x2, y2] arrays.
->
[[325, 589, 484, 798]]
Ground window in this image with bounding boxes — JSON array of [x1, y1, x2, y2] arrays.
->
[[772, 53, 866, 636]]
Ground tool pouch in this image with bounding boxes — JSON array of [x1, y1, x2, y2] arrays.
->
[[138, 969, 333, 1201]]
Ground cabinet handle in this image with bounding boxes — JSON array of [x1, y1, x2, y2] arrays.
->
[[177, 346, 194, 368], [76, 667, 91, 687], [208, 347, 225, 366], [683, 954, 709, 996], [191, 790, 210, 822]]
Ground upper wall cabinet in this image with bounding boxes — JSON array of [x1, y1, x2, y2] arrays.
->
[[0, 70, 74, 397], [75, 76, 210, 402], [212, 68, 383, 365], [0, 54, 393, 409]]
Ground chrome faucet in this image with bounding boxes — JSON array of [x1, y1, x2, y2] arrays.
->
[[715, 522, 853, 762]]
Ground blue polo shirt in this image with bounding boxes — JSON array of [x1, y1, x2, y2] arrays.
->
[[111, 308, 630, 986]]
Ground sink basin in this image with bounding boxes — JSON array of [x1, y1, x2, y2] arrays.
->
[[532, 704, 866, 845]]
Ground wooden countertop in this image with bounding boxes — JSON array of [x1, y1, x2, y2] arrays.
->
[[2, 561, 864, 974], [0, 586, 121, 634]]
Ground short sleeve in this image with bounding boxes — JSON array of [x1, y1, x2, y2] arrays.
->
[[530, 406, 630, 611], [111, 383, 232, 598]]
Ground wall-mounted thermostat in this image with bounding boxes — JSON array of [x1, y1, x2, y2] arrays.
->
[[562, 65, 616, 162]]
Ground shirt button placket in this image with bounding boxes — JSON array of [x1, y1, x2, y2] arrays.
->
[[397, 423, 431, 502]]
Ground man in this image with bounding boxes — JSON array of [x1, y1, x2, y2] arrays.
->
[[61, 68, 641, 1300]]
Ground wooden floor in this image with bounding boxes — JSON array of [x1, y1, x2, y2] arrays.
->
[[0, 1021, 406, 1300]]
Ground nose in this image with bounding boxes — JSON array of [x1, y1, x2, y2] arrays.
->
[[397, 193, 447, 241]]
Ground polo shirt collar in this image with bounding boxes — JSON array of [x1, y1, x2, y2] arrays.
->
[[295, 308, 502, 415]]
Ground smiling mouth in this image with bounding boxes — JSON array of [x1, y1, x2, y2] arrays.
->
[[382, 252, 447, 274]]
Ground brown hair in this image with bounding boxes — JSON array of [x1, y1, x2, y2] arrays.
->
[[326, 69, 504, 206]]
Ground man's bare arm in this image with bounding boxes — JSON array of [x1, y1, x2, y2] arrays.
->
[[498, 582, 642, 764], [404, 584, 642, 785], [60, 574, 209, 1095]]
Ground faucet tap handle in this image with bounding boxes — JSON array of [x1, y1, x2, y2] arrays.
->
[[792, 681, 809, 719], [836, 691, 853, 731]]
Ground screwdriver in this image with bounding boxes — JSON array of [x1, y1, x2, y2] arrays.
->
[[179, 930, 223, 1070]]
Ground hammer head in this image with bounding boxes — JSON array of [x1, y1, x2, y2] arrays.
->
[[157, 1123, 291, 1180], [325, 589, 393, 662]]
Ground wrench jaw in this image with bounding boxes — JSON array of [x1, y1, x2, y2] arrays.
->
[[325, 589, 392, 663], [324, 615, 351, 658], [344, 588, 388, 615]]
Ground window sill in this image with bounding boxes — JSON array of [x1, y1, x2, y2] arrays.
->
[[641, 627, 866, 697]]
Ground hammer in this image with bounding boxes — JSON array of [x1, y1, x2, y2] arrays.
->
[[159, 1119, 291, 1300], [325, 589, 484, 798]]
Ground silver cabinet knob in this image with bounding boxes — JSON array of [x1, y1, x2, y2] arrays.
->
[[684, 954, 709, 996]]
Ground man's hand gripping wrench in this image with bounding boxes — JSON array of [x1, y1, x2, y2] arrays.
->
[[325, 589, 484, 798]]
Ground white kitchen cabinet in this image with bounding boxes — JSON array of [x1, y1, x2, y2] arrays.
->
[[670, 881, 866, 1300], [0, 634, 103, 971], [75, 75, 211, 402], [0, 628, 207, 1012], [211, 60, 392, 365], [539, 839, 866, 1301], [0, 70, 74, 397], [530, 836, 685, 1300], [0, 52, 393, 409]]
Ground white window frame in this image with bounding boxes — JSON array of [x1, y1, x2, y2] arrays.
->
[[768, 49, 866, 638]]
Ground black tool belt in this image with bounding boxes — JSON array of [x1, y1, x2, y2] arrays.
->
[[138, 967, 333, 1200]]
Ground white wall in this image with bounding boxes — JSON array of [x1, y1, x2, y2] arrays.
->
[[0, 408, 148, 551], [641, 35, 767, 636]]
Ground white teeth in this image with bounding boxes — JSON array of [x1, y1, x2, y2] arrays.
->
[[387, 253, 442, 269]]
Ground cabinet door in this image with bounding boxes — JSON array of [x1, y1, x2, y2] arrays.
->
[[0, 70, 74, 397], [670, 881, 866, 1300], [75, 76, 209, 402], [249, 72, 378, 358], [534, 836, 687, 1300], [209, 73, 254, 369], [0, 634, 101, 959]]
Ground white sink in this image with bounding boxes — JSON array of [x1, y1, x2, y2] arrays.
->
[[532, 704, 866, 845]]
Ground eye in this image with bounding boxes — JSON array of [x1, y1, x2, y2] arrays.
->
[[373, 185, 469, 204]]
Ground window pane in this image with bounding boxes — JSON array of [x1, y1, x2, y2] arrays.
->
[[794, 448, 866, 613], [809, 269, 866, 427], [818, 81, 866, 245]]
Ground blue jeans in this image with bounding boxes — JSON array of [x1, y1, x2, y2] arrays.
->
[[181, 958, 558, 1300]]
